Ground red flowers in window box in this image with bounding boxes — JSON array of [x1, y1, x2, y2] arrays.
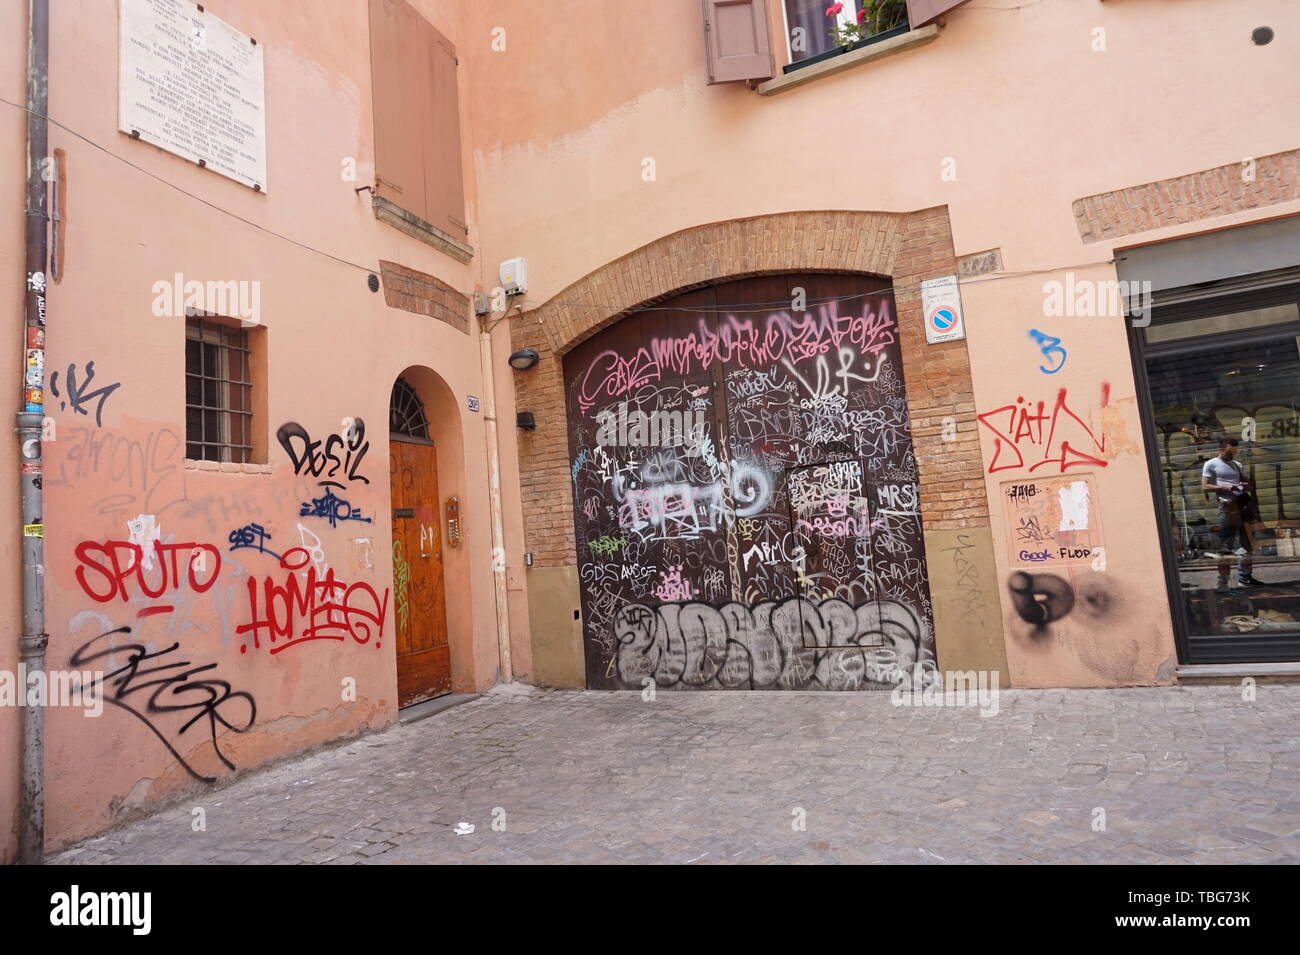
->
[[827, 1, 909, 47]]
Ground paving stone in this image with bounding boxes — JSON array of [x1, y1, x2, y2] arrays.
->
[[46, 685, 1300, 865]]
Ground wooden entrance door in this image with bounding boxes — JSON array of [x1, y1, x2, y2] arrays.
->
[[390, 439, 451, 705]]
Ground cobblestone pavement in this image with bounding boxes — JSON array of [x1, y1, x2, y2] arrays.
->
[[52, 685, 1300, 865]]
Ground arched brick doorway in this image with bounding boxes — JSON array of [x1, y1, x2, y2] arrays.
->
[[511, 209, 1008, 689], [564, 273, 934, 689]]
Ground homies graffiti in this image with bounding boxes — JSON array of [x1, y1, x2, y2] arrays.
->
[[237, 547, 389, 654]]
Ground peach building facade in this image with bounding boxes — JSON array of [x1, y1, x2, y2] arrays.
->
[[3, 0, 1299, 859]]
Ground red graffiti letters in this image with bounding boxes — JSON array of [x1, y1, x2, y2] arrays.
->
[[237, 547, 389, 655], [75, 539, 222, 604], [977, 385, 1110, 474]]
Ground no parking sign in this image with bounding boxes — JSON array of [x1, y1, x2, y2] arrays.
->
[[922, 275, 966, 344]]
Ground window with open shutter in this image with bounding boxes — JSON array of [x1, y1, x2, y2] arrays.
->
[[701, 0, 774, 85], [420, 19, 468, 242], [368, 0, 467, 249], [905, 0, 973, 28], [369, 0, 426, 213]]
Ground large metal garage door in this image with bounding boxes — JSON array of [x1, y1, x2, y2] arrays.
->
[[564, 274, 935, 689]]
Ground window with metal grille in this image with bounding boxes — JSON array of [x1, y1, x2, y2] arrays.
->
[[390, 377, 430, 440], [185, 317, 253, 462]]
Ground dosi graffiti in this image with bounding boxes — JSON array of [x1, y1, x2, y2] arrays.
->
[[276, 419, 371, 484]]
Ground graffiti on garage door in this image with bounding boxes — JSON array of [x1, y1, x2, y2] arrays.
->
[[564, 275, 936, 690]]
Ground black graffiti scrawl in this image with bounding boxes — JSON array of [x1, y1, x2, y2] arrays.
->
[[564, 275, 937, 690], [276, 419, 370, 484]]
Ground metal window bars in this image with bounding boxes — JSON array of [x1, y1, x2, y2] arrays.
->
[[185, 317, 253, 463]]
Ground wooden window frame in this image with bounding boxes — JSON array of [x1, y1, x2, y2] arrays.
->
[[779, 0, 864, 68]]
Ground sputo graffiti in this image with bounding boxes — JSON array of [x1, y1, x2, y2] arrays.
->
[[75, 539, 223, 615]]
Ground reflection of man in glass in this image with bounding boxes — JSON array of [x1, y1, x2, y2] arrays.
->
[[1202, 437, 1263, 591]]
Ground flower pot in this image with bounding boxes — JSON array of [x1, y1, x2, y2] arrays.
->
[[782, 21, 911, 75]]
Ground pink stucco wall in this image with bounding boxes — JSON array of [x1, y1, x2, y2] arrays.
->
[[462, 0, 1300, 687], [2, 0, 1298, 859], [0, 0, 533, 859]]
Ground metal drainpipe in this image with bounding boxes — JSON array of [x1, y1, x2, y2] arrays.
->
[[18, 0, 50, 866], [479, 317, 513, 683]]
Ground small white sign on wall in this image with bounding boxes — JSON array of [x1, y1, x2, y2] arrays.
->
[[921, 274, 966, 344], [119, 0, 268, 191], [467, 396, 481, 413]]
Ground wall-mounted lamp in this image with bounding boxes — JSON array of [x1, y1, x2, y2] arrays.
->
[[516, 411, 537, 431], [507, 349, 539, 371]]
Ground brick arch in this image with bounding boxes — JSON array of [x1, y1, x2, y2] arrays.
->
[[532, 211, 907, 356], [509, 206, 986, 569]]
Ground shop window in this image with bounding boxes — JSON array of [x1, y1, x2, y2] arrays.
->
[[1139, 286, 1300, 660], [1145, 302, 1299, 345]]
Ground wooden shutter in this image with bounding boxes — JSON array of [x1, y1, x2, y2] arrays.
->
[[420, 19, 468, 240], [701, 0, 774, 85], [905, 0, 973, 28], [369, 0, 428, 218]]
